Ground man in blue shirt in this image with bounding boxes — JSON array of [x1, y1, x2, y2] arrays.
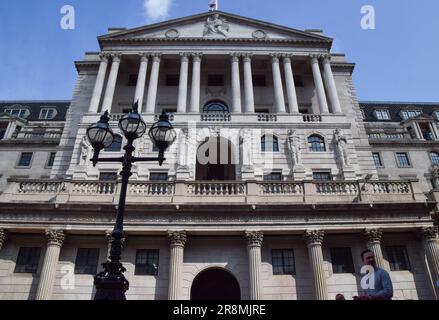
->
[[357, 249, 394, 300]]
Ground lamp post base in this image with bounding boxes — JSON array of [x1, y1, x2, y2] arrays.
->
[[93, 261, 129, 300]]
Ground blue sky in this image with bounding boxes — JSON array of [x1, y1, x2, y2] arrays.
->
[[0, 0, 438, 102]]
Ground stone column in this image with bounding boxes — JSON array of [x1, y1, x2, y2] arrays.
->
[[230, 53, 242, 113], [0, 228, 7, 251], [189, 53, 202, 113], [102, 53, 122, 112], [420, 227, 439, 298], [429, 122, 439, 140], [89, 53, 109, 113], [363, 228, 387, 270], [36, 229, 65, 300], [168, 231, 187, 300], [243, 53, 255, 113], [271, 54, 287, 114], [134, 53, 149, 110], [304, 229, 328, 300], [244, 231, 263, 300], [283, 54, 299, 114], [310, 55, 329, 114], [177, 53, 190, 113], [145, 53, 161, 113], [322, 55, 342, 114]]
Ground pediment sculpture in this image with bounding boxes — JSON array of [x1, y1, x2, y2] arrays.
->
[[203, 14, 230, 37]]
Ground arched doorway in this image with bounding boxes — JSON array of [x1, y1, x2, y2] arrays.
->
[[196, 136, 236, 181], [191, 268, 241, 300]]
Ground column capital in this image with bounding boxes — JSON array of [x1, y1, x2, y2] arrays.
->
[[282, 53, 295, 63], [304, 229, 324, 245], [0, 228, 7, 250], [191, 53, 203, 62], [150, 52, 162, 62], [139, 52, 149, 62], [180, 52, 191, 61], [270, 53, 282, 63], [230, 52, 241, 62], [363, 228, 383, 243], [420, 226, 439, 241], [244, 231, 264, 247], [309, 54, 325, 62], [242, 53, 253, 62], [45, 229, 65, 247], [99, 52, 111, 62], [321, 54, 331, 63], [168, 231, 187, 247]]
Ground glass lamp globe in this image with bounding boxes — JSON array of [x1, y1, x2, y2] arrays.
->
[[86, 111, 115, 150]]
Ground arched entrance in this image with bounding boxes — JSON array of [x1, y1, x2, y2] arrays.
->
[[191, 268, 241, 300], [196, 136, 236, 181]]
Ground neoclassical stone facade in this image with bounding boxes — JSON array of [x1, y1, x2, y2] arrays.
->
[[0, 11, 438, 300]]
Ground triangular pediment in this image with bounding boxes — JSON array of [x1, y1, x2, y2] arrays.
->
[[99, 11, 332, 44]]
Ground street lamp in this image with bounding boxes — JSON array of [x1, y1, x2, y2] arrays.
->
[[87, 102, 176, 300]]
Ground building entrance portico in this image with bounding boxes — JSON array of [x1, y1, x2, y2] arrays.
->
[[191, 268, 241, 300]]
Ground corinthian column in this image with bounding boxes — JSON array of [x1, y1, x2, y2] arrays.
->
[[271, 54, 287, 113], [322, 55, 342, 114], [36, 229, 65, 300], [134, 53, 149, 110], [102, 53, 122, 112], [304, 229, 328, 300], [363, 228, 387, 270], [0, 228, 7, 251], [283, 54, 299, 114], [89, 53, 109, 113], [230, 53, 242, 113], [244, 231, 263, 300], [242, 53, 255, 113], [168, 231, 187, 300], [177, 53, 190, 113], [145, 53, 162, 113], [420, 227, 439, 299], [310, 55, 329, 114], [189, 53, 202, 113]]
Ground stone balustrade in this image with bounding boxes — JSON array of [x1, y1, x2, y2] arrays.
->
[[368, 132, 411, 140], [303, 114, 322, 122], [200, 113, 232, 122], [0, 179, 426, 205], [257, 114, 278, 122], [14, 130, 63, 140]]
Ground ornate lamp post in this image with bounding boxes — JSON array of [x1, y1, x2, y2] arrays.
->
[[86, 102, 176, 300]]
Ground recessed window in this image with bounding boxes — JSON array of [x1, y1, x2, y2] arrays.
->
[[149, 172, 169, 181], [17, 152, 33, 167], [261, 135, 279, 152], [99, 172, 118, 181], [313, 171, 332, 181], [253, 75, 266, 87], [39, 108, 56, 120], [308, 135, 326, 152], [135, 249, 159, 276], [400, 110, 422, 120], [128, 74, 138, 87], [14, 247, 41, 274], [374, 110, 390, 121], [330, 247, 355, 273], [372, 152, 383, 167], [166, 74, 179, 86], [293, 75, 304, 87], [395, 152, 411, 167], [0, 123, 8, 139], [272, 249, 296, 275], [104, 135, 123, 152], [208, 74, 225, 87], [47, 152, 56, 168], [5, 109, 27, 118], [431, 152, 439, 166], [255, 109, 270, 114], [74, 248, 100, 275], [263, 172, 282, 181], [203, 101, 229, 113], [385, 246, 411, 271]]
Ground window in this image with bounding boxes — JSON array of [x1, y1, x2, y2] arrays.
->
[[17, 152, 33, 167], [431, 152, 439, 166], [395, 152, 411, 167], [99, 172, 118, 181], [385, 246, 411, 271], [255, 109, 270, 114], [47, 152, 56, 168], [208, 75, 225, 87], [253, 75, 266, 87], [14, 247, 41, 273], [263, 172, 282, 181], [135, 249, 159, 275], [150, 172, 169, 181], [272, 249, 295, 275], [5, 109, 27, 118], [166, 74, 179, 86], [74, 248, 100, 274], [308, 135, 326, 152], [39, 108, 56, 120], [261, 135, 279, 152], [374, 110, 390, 121], [127, 74, 138, 86], [372, 152, 383, 167], [203, 101, 229, 113], [401, 110, 422, 120], [293, 75, 304, 87], [104, 135, 123, 152], [330, 248, 355, 273], [313, 171, 332, 181]]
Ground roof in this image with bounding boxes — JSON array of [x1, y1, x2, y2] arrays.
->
[[0, 101, 70, 122], [360, 101, 439, 122]]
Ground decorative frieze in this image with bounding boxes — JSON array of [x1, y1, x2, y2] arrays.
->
[[168, 231, 187, 247], [244, 231, 264, 247]]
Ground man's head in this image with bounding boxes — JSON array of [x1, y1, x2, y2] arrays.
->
[[335, 294, 346, 300], [361, 249, 376, 266]]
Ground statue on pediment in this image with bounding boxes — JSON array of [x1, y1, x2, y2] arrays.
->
[[334, 128, 349, 167], [203, 14, 229, 37], [287, 129, 302, 166], [240, 129, 253, 168], [79, 135, 91, 165]]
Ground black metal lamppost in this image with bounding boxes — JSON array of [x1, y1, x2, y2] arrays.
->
[[86, 102, 176, 300]]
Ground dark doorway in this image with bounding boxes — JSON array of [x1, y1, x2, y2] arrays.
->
[[196, 137, 236, 181], [191, 268, 241, 300]]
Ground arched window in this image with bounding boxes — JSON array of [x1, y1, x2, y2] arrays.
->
[[105, 135, 123, 152], [203, 101, 229, 113], [308, 135, 326, 152], [261, 135, 279, 152], [431, 152, 439, 166]]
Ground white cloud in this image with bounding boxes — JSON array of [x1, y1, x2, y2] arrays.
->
[[143, 0, 173, 21]]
